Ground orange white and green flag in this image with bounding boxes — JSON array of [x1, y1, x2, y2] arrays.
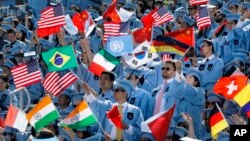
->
[[26, 95, 59, 131], [58, 100, 97, 129]]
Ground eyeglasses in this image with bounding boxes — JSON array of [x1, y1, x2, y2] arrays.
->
[[161, 67, 171, 71]]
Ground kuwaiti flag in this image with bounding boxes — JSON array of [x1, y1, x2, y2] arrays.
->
[[58, 100, 97, 129], [5, 105, 28, 132], [141, 104, 175, 141], [89, 49, 119, 76], [26, 95, 60, 131], [123, 41, 158, 69]]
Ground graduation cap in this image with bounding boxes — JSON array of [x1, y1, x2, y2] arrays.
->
[[210, 0, 223, 7], [114, 79, 135, 94], [39, 38, 54, 51], [3, 16, 14, 24], [207, 92, 224, 106], [64, 10, 76, 17], [182, 16, 194, 26], [1, 24, 12, 31], [186, 68, 203, 85], [88, 9, 100, 20], [226, 13, 240, 21], [16, 23, 29, 35], [172, 126, 188, 138], [2, 61, 15, 69], [174, 7, 186, 18], [217, 132, 230, 141], [227, 0, 240, 8], [153, 26, 164, 39], [118, 0, 126, 5], [82, 133, 102, 141], [123, 2, 137, 11]]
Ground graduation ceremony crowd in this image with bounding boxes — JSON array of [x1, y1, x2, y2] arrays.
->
[[1, 0, 250, 140]]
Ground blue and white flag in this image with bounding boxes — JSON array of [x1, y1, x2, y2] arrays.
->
[[106, 35, 133, 57]]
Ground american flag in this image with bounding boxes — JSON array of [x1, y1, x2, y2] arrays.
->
[[189, 0, 208, 6], [152, 7, 173, 26], [11, 60, 42, 89], [43, 70, 77, 96], [103, 21, 129, 42], [162, 53, 172, 62], [196, 6, 211, 30], [38, 4, 65, 29]]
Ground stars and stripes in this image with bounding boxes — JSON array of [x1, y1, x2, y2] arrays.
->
[[152, 7, 173, 26], [162, 53, 172, 62], [103, 21, 130, 42], [196, 5, 211, 30], [11, 60, 42, 89], [43, 70, 77, 96], [38, 4, 66, 29], [189, 0, 208, 6]]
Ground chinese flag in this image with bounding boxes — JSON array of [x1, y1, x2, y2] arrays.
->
[[103, 0, 121, 22], [0, 117, 5, 128], [72, 10, 89, 32], [213, 75, 248, 99], [166, 27, 195, 47], [106, 105, 123, 129]]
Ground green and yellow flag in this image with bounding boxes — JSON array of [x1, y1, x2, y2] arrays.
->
[[42, 46, 78, 72]]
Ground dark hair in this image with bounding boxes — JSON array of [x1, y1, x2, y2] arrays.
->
[[35, 129, 55, 139], [7, 28, 16, 35], [28, 18, 34, 30], [0, 74, 9, 88], [101, 71, 115, 81], [18, 29, 27, 42], [12, 19, 19, 28], [203, 40, 214, 53], [193, 75, 201, 87], [164, 60, 176, 71], [0, 52, 4, 59]]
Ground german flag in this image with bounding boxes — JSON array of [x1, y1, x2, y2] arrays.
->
[[209, 104, 229, 139], [151, 35, 190, 56]]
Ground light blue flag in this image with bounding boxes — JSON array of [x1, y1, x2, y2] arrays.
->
[[106, 35, 133, 57]]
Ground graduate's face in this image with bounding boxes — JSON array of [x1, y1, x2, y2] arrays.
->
[[114, 88, 127, 103], [200, 42, 212, 56], [0, 78, 7, 90], [226, 20, 236, 31], [99, 74, 113, 91], [126, 74, 139, 87], [162, 63, 176, 79], [185, 74, 197, 86]]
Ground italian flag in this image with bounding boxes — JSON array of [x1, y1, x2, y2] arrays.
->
[[26, 95, 59, 130], [5, 105, 28, 132], [58, 100, 97, 129], [89, 49, 119, 76]]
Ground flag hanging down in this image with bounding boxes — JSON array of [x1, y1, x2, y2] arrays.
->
[[89, 49, 119, 76], [189, 0, 208, 6], [5, 105, 28, 132], [106, 35, 133, 57], [58, 100, 97, 129], [196, 5, 211, 30], [152, 7, 173, 26], [43, 70, 77, 96], [151, 35, 190, 56], [37, 4, 66, 37], [213, 75, 248, 100], [103, 21, 130, 42], [42, 45, 78, 72], [26, 95, 60, 131], [141, 104, 175, 141], [11, 60, 42, 89], [123, 41, 158, 69], [106, 105, 123, 129], [166, 27, 195, 47], [209, 103, 229, 139]]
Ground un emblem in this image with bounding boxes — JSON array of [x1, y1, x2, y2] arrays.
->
[[71, 116, 79, 123], [110, 40, 124, 53], [34, 113, 41, 120]]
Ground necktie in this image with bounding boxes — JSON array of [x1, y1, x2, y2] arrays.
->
[[153, 82, 167, 115], [116, 104, 123, 141]]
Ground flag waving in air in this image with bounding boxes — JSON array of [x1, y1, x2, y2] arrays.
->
[[152, 6, 173, 26], [196, 5, 211, 30], [106, 105, 123, 129]]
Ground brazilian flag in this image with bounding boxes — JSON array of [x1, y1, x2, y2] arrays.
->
[[42, 45, 78, 72]]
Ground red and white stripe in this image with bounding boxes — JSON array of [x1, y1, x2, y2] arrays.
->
[[189, 0, 208, 5]]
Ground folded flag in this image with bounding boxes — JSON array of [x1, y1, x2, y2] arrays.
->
[[213, 75, 248, 99], [26, 95, 59, 131], [141, 104, 175, 141], [233, 84, 250, 107], [43, 70, 77, 96], [106, 105, 123, 129], [151, 35, 190, 56], [123, 41, 158, 69], [106, 35, 133, 57], [11, 60, 42, 89], [166, 27, 195, 47], [58, 100, 97, 129], [42, 45, 78, 72], [5, 105, 28, 132], [37, 4, 66, 37], [209, 103, 229, 139], [89, 49, 119, 76]]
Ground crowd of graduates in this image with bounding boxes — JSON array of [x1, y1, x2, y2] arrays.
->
[[0, 0, 250, 140]]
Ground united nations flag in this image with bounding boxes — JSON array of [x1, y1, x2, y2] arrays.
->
[[106, 35, 133, 57], [42, 45, 78, 72]]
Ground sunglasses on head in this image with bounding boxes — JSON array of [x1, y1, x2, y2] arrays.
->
[[161, 67, 170, 71]]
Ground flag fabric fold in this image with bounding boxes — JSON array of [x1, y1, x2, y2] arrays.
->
[[26, 95, 59, 131], [5, 105, 28, 132], [103, 21, 130, 42], [106, 105, 123, 129], [233, 84, 250, 107], [58, 100, 97, 129], [141, 104, 175, 141], [37, 4, 66, 37], [196, 5, 211, 30], [103, 0, 121, 22], [152, 7, 173, 26], [11, 60, 42, 89], [189, 0, 208, 6]]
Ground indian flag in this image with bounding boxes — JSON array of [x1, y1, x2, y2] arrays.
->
[[58, 100, 97, 129], [89, 49, 119, 76], [26, 95, 59, 130]]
